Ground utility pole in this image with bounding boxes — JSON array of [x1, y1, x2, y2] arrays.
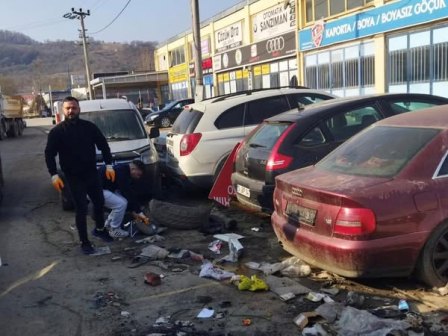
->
[[191, 0, 204, 102], [64, 8, 93, 100]]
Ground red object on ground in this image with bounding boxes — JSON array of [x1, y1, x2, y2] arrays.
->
[[208, 143, 239, 207], [144, 272, 161, 286]]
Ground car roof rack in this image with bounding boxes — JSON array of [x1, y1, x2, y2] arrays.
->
[[204, 85, 310, 103]]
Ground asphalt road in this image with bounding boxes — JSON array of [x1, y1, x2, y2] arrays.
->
[[0, 119, 447, 336]]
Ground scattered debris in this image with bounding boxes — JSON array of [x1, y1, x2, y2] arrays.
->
[[294, 311, 321, 330], [208, 239, 223, 254], [197, 307, 214, 318], [265, 275, 312, 300], [135, 234, 166, 244], [199, 260, 235, 280], [344, 291, 365, 308], [144, 272, 161, 286], [140, 245, 170, 260], [242, 318, 252, 326], [232, 274, 269, 291], [90, 246, 111, 256], [436, 282, 448, 296], [214, 233, 244, 262], [120, 311, 131, 318]]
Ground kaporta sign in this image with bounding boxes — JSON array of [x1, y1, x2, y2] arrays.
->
[[299, 0, 448, 51]]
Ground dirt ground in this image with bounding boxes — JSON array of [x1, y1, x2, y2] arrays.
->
[[0, 119, 447, 336]]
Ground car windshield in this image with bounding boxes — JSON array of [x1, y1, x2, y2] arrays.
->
[[317, 126, 439, 177], [246, 122, 291, 149], [82, 109, 147, 140], [160, 101, 177, 111]]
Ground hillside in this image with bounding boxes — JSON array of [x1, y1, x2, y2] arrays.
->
[[0, 30, 157, 94]]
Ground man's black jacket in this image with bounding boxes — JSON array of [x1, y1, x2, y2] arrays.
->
[[45, 119, 113, 177], [98, 163, 141, 213]]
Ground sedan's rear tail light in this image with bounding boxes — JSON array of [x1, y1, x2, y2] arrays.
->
[[180, 133, 202, 156], [266, 123, 295, 171], [334, 206, 376, 235]]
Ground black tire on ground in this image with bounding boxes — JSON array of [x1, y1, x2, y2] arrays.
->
[[7, 121, 18, 138], [160, 117, 171, 128], [0, 122, 6, 140], [149, 199, 211, 230], [415, 221, 448, 287], [17, 120, 23, 136]]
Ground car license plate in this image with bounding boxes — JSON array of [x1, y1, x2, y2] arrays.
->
[[285, 203, 317, 226], [237, 184, 250, 198]]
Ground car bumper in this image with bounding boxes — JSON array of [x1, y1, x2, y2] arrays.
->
[[231, 172, 274, 212], [271, 211, 425, 278]]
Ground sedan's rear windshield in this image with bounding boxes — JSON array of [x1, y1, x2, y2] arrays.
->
[[246, 122, 291, 150], [82, 109, 147, 140], [318, 126, 439, 177]]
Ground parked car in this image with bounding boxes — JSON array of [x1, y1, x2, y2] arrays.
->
[[165, 88, 335, 189], [232, 93, 448, 213], [145, 98, 194, 128], [59, 98, 161, 210], [271, 105, 448, 287]]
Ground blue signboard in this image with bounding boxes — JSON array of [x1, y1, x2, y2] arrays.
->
[[299, 0, 448, 51]]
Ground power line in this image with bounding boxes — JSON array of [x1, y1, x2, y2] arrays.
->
[[90, 0, 131, 35]]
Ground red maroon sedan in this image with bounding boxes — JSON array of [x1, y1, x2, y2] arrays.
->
[[272, 105, 448, 287]]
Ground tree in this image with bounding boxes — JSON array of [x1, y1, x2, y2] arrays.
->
[[0, 76, 18, 94]]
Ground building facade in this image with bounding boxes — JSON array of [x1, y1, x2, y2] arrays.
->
[[154, 0, 448, 99]]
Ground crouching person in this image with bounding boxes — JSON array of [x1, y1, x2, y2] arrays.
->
[[99, 159, 150, 238]]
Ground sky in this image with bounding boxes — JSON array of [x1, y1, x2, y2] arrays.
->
[[0, 0, 244, 44]]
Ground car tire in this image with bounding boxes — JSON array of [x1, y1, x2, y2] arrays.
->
[[160, 117, 171, 128], [415, 221, 448, 287], [149, 199, 211, 230], [0, 122, 6, 140]]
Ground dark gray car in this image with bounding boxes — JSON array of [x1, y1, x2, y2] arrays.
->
[[231, 93, 448, 213]]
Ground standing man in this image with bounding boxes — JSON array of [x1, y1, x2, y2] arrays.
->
[[99, 159, 150, 238], [45, 96, 115, 254]]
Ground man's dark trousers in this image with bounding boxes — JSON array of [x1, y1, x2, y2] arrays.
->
[[65, 172, 105, 243]]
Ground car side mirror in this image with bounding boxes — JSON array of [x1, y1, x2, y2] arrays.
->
[[149, 127, 160, 139]]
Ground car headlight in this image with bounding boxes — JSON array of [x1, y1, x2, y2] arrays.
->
[[150, 114, 159, 121], [140, 145, 159, 164]]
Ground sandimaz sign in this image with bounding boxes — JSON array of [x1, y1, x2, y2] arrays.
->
[[299, 0, 448, 51]]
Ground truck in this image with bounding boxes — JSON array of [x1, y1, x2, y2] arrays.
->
[[0, 94, 26, 140]]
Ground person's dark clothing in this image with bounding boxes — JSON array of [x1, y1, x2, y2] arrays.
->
[[44, 118, 113, 244], [65, 172, 105, 243], [98, 163, 142, 213], [44, 119, 113, 176]]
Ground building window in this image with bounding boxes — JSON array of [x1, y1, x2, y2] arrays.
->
[[305, 42, 374, 96], [305, 42, 375, 96], [387, 26, 448, 97], [304, 0, 374, 23], [169, 46, 185, 67]]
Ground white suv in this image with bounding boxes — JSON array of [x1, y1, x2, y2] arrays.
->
[[165, 88, 334, 189]]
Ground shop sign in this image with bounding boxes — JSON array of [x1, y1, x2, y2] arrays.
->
[[168, 63, 189, 83], [252, 0, 296, 42], [213, 30, 296, 71], [299, 0, 448, 51], [189, 58, 214, 77], [215, 21, 243, 52]]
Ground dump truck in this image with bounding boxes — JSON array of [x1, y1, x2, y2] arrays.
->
[[0, 94, 26, 139]]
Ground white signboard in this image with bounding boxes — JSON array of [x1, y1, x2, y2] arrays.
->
[[252, 1, 296, 42], [215, 21, 243, 53]]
